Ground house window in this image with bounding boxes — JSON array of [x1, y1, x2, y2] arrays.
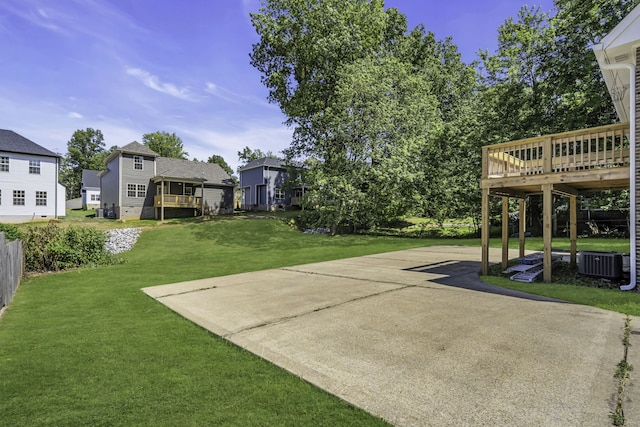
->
[[13, 190, 25, 205], [0, 156, 8, 172], [91, 194, 100, 201], [275, 188, 285, 199], [29, 160, 40, 174], [133, 155, 143, 170], [295, 189, 304, 198], [36, 191, 47, 206], [185, 187, 193, 196], [128, 183, 146, 198], [0, 189, 2, 204], [127, 184, 137, 197]]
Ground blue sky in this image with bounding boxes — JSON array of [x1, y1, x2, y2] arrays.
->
[[0, 0, 554, 170]]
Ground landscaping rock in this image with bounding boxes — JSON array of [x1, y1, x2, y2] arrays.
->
[[104, 228, 142, 254]]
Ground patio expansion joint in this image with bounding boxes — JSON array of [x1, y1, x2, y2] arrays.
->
[[224, 282, 416, 339], [280, 266, 421, 288]]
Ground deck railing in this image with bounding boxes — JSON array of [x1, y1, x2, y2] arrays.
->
[[154, 194, 202, 208], [482, 123, 630, 179]]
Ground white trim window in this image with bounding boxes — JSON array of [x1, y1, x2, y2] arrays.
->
[[91, 194, 100, 201], [275, 188, 285, 199], [13, 190, 25, 205], [128, 183, 146, 198], [29, 160, 40, 174], [133, 155, 143, 170], [127, 184, 137, 197], [0, 189, 2, 204], [185, 186, 193, 196], [36, 191, 47, 206], [0, 156, 8, 172]]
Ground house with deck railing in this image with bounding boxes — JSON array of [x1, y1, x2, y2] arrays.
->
[[480, 4, 640, 287]]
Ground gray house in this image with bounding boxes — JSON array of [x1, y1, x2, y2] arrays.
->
[[81, 169, 101, 209], [238, 157, 305, 211], [98, 141, 234, 220]]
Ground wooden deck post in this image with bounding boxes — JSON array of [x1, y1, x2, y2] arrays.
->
[[519, 198, 526, 258], [543, 184, 553, 282], [161, 180, 165, 222], [481, 187, 490, 275], [502, 196, 509, 269], [570, 195, 577, 268]]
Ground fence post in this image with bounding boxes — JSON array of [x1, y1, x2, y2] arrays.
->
[[0, 232, 23, 312]]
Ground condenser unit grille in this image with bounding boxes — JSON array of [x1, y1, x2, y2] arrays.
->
[[578, 252, 623, 280]]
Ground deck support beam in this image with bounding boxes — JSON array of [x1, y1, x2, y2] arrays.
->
[[570, 195, 577, 268], [481, 187, 490, 275], [519, 198, 526, 258], [543, 184, 553, 282], [502, 197, 510, 269]]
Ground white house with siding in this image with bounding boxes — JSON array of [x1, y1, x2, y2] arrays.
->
[[81, 169, 101, 209], [0, 129, 65, 223]]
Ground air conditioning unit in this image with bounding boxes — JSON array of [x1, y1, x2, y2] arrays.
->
[[578, 252, 623, 280]]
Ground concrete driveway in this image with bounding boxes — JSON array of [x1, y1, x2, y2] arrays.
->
[[143, 246, 639, 426]]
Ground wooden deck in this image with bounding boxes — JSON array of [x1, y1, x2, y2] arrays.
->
[[482, 123, 630, 194], [480, 123, 630, 282]]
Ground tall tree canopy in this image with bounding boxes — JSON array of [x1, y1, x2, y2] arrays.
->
[[237, 146, 277, 164], [251, 0, 476, 231], [207, 154, 235, 177], [61, 128, 108, 199], [142, 131, 188, 159]]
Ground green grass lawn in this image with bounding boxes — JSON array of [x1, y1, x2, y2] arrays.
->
[[1, 215, 638, 425], [1, 217, 440, 426]]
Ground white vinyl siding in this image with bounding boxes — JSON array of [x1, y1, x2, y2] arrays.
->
[[0, 152, 62, 220]]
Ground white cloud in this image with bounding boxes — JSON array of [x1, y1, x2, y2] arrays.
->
[[177, 125, 292, 171], [204, 81, 241, 103], [68, 112, 83, 119], [126, 67, 194, 101]]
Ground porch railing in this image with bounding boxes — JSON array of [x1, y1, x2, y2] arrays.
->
[[482, 123, 630, 179], [154, 194, 202, 208]]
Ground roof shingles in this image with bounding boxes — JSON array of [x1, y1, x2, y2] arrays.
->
[[0, 129, 60, 157]]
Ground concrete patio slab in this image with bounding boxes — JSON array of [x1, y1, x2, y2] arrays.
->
[[142, 246, 637, 426]]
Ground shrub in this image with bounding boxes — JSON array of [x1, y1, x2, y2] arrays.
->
[[0, 223, 24, 242], [22, 224, 117, 272]]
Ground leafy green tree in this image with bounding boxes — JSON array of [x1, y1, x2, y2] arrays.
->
[[61, 128, 107, 199], [207, 154, 235, 177], [252, 0, 465, 232], [142, 131, 188, 159], [549, 0, 640, 129], [236, 146, 277, 164]]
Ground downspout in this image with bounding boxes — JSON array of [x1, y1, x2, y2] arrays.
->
[[600, 62, 636, 290], [55, 156, 59, 219]]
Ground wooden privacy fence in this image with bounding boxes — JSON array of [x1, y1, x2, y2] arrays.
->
[[0, 232, 23, 310]]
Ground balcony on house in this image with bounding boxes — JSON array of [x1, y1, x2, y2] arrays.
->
[[482, 123, 630, 192], [154, 194, 202, 209], [480, 122, 631, 282]]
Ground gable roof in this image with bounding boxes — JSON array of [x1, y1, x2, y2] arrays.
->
[[82, 169, 101, 188], [238, 157, 295, 172], [104, 141, 159, 163], [0, 129, 60, 158], [155, 158, 234, 186]]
